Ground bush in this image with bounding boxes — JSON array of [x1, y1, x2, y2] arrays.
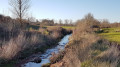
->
[[50, 50, 65, 64]]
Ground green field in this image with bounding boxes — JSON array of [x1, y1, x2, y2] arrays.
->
[[99, 28, 120, 43], [46, 26, 75, 30]]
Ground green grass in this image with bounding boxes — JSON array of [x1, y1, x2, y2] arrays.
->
[[27, 24, 40, 30], [46, 26, 75, 30], [61, 26, 75, 29], [42, 63, 51, 67], [99, 28, 120, 44], [81, 39, 109, 67]]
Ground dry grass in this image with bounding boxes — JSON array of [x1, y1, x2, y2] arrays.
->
[[47, 26, 70, 39], [0, 18, 71, 66], [62, 32, 98, 67], [0, 31, 40, 59], [94, 45, 120, 67], [50, 14, 120, 67], [50, 50, 65, 64], [50, 14, 100, 67]]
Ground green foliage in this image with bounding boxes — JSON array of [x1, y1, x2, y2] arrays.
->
[[0, 60, 17, 67], [29, 27, 34, 31], [44, 30, 49, 35], [81, 60, 93, 67], [27, 25, 40, 30], [35, 45, 50, 53], [92, 39, 109, 52]]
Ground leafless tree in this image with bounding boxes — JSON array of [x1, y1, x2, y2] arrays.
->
[[59, 19, 62, 26], [65, 19, 69, 26], [100, 19, 110, 28], [83, 13, 100, 28], [9, 0, 30, 25], [69, 19, 73, 26]]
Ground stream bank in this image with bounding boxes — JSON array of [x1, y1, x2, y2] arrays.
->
[[20, 34, 72, 67]]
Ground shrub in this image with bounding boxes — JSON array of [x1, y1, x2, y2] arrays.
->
[[0, 31, 41, 60], [50, 50, 65, 64], [0, 32, 25, 59]]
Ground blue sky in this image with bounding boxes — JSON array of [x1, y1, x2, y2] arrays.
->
[[0, 0, 120, 22]]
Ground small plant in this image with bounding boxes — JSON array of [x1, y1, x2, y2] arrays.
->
[[42, 63, 51, 67]]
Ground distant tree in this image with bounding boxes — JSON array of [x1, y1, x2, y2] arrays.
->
[[59, 19, 62, 26], [83, 13, 100, 28], [111, 22, 120, 27], [69, 19, 73, 26], [75, 13, 100, 33], [50, 20, 54, 26], [9, 0, 30, 25], [28, 16, 36, 22], [100, 19, 110, 28], [65, 19, 69, 26], [41, 19, 54, 26], [36, 19, 39, 23]]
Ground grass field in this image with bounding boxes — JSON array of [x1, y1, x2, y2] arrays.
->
[[99, 28, 120, 44], [46, 26, 75, 30], [60, 26, 75, 29]]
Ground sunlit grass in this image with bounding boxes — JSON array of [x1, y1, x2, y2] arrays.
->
[[99, 28, 120, 44], [61, 26, 75, 29], [46, 26, 75, 30]]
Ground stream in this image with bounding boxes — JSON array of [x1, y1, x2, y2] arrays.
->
[[22, 34, 72, 67]]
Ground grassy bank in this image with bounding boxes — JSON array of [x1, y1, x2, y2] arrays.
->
[[46, 26, 75, 30], [50, 14, 120, 67], [0, 19, 72, 67], [99, 28, 120, 44]]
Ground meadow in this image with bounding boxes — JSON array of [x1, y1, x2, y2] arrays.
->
[[99, 28, 120, 44], [46, 26, 75, 30]]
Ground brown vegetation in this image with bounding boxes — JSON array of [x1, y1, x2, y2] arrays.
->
[[50, 50, 65, 64], [50, 13, 120, 67], [0, 15, 71, 66]]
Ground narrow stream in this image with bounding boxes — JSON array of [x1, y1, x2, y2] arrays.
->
[[22, 34, 72, 67]]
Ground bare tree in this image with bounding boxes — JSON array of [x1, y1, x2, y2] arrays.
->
[[59, 19, 62, 26], [9, 0, 30, 25], [65, 19, 69, 26], [100, 19, 110, 28], [69, 19, 73, 26], [83, 13, 100, 28]]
